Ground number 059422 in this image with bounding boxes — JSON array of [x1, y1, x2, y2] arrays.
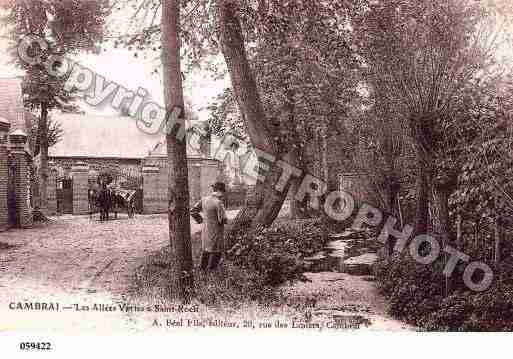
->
[[19, 342, 52, 350]]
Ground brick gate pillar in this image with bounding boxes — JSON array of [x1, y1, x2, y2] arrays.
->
[[9, 130, 32, 228], [71, 162, 89, 215], [0, 118, 10, 231], [47, 161, 58, 216], [142, 165, 160, 214], [188, 163, 202, 205], [200, 161, 222, 197]]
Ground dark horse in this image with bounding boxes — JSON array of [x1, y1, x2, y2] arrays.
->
[[89, 184, 112, 221], [89, 185, 135, 221]]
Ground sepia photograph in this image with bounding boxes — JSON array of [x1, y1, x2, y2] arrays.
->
[[0, 0, 512, 356]]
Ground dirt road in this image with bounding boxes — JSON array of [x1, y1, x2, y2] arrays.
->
[[0, 214, 411, 333]]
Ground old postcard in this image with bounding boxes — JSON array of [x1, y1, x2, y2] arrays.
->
[[1, 0, 513, 356]]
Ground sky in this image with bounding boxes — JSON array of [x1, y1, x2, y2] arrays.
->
[[0, 44, 228, 121], [0, 3, 229, 121], [0, 2, 511, 121]]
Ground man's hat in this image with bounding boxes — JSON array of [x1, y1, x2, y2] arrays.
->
[[212, 181, 226, 193]]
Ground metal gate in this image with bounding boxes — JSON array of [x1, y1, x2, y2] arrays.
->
[[114, 168, 143, 214], [61, 179, 73, 214]]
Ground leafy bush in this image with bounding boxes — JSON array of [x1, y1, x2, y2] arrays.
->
[[194, 262, 277, 307], [228, 218, 328, 286], [375, 251, 513, 331], [131, 246, 277, 307]]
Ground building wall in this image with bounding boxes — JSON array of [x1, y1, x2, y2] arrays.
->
[[50, 157, 142, 178], [142, 155, 223, 214], [48, 155, 222, 215]]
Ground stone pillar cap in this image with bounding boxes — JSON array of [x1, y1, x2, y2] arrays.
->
[[9, 129, 28, 147], [9, 128, 27, 138], [0, 117, 10, 132], [71, 162, 89, 172], [142, 166, 160, 173]]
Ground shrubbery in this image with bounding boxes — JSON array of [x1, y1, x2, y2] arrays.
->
[[193, 262, 277, 307], [132, 218, 328, 307], [375, 251, 513, 331], [228, 218, 328, 286], [131, 245, 277, 306]]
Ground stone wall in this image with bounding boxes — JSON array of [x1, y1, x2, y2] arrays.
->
[[142, 165, 166, 214], [142, 156, 222, 214], [200, 160, 223, 198], [189, 164, 202, 205]]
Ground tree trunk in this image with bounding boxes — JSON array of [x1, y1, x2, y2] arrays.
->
[[38, 102, 49, 214], [217, 0, 291, 237], [411, 115, 435, 237], [494, 215, 501, 266], [494, 194, 502, 266], [385, 176, 401, 256], [456, 213, 462, 248], [289, 145, 307, 219], [162, 0, 194, 301], [414, 161, 430, 236], [432, 184, 451, 296], [321, 128, 328, 186]]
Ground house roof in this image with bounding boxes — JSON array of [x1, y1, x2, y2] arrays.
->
[[49, 113, 206, 159], [0, 77, 28, 132], [49, 113, 164, 159]]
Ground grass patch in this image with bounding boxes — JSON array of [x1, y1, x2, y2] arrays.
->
[[130, 245, 278, 311], [128, 218, 333, 319]]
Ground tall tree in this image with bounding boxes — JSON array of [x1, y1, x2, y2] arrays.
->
[[111, 0, 358, 234], [217, 0, 359, 234], [216, 0, 290, 235], [162, 0, 194, 301], [354, 0, 501, 236], [4, 0, 108, 214]]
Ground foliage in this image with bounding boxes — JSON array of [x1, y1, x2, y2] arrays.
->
[[451, 79, 513, 224], [109, 0, 218, 75], [375, 248, 513, 331], [206, 87, 249, 142], [4, 0, 110, 113], [228, 218, 327, 286], [132, 245, 277, 306], [249, 1, 358, 151], [29, 115, 64, 156], [207, 1, 361, 155]]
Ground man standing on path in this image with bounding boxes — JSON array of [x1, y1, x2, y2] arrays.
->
[[191, 182, 228, 271]]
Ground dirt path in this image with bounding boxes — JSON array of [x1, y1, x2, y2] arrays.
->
[[0, 214, 206, 332], [0, 214, 412, 333], [281, 272, 413, 331], [0, 215, 193, 295]]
